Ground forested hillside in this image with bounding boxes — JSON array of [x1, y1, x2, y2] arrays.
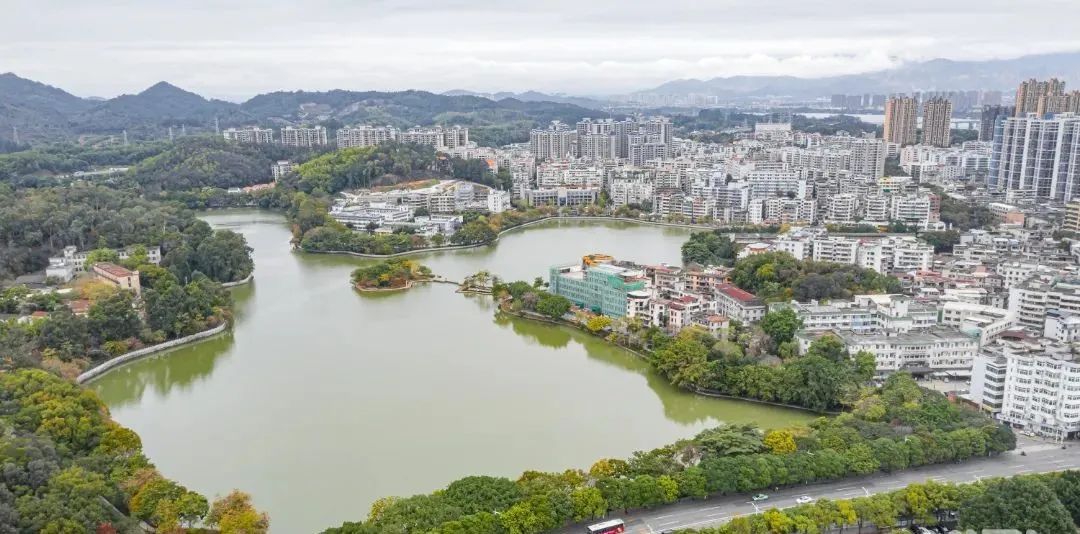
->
[[129, 138, 317, 192], [0, 183, 251, 280]]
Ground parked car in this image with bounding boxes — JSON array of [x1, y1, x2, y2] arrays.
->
[[796, 496, 814, 504], [752, 493, 769, 501]]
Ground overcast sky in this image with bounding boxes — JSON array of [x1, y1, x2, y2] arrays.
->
[[3, 0, 1080, 100]]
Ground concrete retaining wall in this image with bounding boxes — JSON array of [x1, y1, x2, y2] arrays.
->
[[76, 322, 228, 384], [221, 273, 254, 288]]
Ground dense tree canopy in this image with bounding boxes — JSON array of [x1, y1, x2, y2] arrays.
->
[[0, 183, 254, 281], [959, 476, 1077, 533], [681, 232, 738, 267], [0, 369, 265, 533], [129, 137, 315, 192], [728, 252, 901, 302], [294, 142, 437, 194]]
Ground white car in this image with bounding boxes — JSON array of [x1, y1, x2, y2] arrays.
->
[[796, 496, 814, 504]]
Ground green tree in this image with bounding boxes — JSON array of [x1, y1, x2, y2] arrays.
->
[[959, 477, 1076, 534], [759, 308, 803, 345], [805, 334, 848, 363], [83, 248, 120, 268], [534, 294, 572, 319], [87, 290, 141, 344], [1051, 470, 1080, 526], [443, 476, 521, 515], [569, 487, 607, 521]]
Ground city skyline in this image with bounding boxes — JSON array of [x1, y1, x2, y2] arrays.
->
[[3, 0, 1080, 99]]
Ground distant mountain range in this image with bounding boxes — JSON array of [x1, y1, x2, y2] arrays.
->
[[0, 74, 595, 145], [5, 51, 1080, 145], [638, 52, 1080, 98], [442, 89, 608, 110]]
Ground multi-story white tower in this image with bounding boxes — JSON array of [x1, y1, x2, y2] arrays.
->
[[280, 126, 328, 147], [336, 125, 398, 148], [222, 127, 274, 144]]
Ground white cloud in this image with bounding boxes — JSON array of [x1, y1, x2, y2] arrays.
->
[[2, 0, 1079, 98]]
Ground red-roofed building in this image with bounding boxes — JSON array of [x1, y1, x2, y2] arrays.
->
[[715, 283, 767, 322], [92, 262, 141, 297]]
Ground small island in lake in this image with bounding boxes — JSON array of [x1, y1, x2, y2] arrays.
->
[[351, 258, 433, 291]]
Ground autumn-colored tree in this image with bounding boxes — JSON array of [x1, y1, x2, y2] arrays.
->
[[763, 429, 797, 455], [586, 315, 613, 333], [207, 490, 270, 534]]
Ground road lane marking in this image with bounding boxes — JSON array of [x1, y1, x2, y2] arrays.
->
[[1017, 469, 1033, 474], [706, 513, 729, 519], [654, 514, 674, 520]]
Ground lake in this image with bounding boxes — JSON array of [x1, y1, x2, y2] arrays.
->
[[89, 211, 814, 532]]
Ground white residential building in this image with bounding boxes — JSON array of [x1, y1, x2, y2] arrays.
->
[[972, 338, 1080, 440], [1008, 276, 1080, 329], [1045, 310, 1080, 343], [989, 112, 1080, 201], [780, 294, 938, 334], [337, 125, 398, 148], [529, 122, 577, 160], [280, 126, 328, 147], [398, 126, 469, 149], [271, 160, 294, 180], [940, 302, 1017, 346], [609, 176, 655, 207], [486, 190, 511, 214], [798, 327, 978, 375], [223, 127, 273, 144]]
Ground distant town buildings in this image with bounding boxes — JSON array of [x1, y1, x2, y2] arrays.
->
[[1013, 78, 1079, 116]]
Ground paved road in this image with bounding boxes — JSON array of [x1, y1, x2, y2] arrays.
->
[[561, 438, 1080, 533]]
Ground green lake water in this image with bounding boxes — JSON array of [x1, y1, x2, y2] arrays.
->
[[89, 211, 813, 532]]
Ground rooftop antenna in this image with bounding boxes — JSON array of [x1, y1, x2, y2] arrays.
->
[[214, 116, 220, 135], [168, 126, 174, 141], [122, 130, 129, 146]]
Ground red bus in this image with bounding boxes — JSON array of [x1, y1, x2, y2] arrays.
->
[[586, 519, 625, 534]]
